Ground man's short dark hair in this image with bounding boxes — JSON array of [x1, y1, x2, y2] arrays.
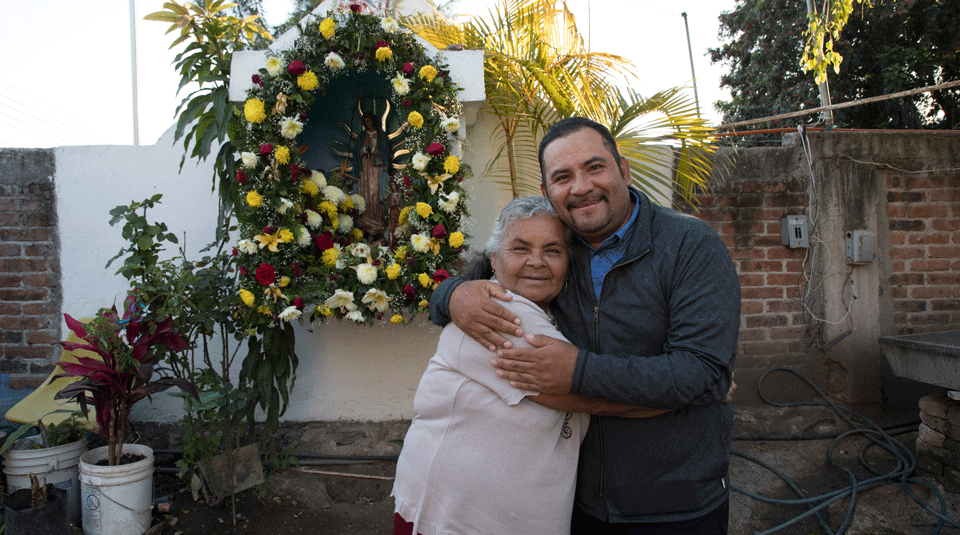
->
[[538, 117, 621, 185]]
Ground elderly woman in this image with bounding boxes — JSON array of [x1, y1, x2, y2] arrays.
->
[[392, 196, 671, 535]]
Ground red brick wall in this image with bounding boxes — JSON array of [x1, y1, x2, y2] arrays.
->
[[885, 169, 960, 331], [0, 149, 61, 374]]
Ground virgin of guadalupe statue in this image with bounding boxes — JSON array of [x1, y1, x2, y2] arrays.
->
[[353, 113, 392, 237]]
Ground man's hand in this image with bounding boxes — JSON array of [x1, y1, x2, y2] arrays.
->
[[491, 334, 578, 394], [449, 280, 523, 351]]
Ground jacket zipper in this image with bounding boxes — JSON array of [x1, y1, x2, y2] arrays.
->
[[594, 304, 604, 497]]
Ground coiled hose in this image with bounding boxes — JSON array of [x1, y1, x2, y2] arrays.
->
[[731, 366, 960, 535]]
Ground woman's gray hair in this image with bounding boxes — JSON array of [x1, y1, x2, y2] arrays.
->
[[485, 196, 564, 253], [460, 196, 567, 281]]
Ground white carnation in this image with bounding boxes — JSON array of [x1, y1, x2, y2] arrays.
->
[[380, 17, 399, 33], [241, 152, 258, 168], [439, 191, 460, 214], [279, 306, 302, 322], [311, 170, 327, 189], [440, 116, 460, 134], [391, 75, 410, 96], [280, 117, 304, 139], [411, 233, 431, 253], [346, 310, 366, 323], [412, 152, 429, 171], [237, 239, 257, 254], [350, 193, 366, 214], [325, 52, 345, 71], [322, 185, 347, 205], [266, 57, 282, 76], [305, 209, 322, 229], [355, 263, 377, 284]]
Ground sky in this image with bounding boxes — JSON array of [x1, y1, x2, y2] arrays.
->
[[1, 0, 738, 149]]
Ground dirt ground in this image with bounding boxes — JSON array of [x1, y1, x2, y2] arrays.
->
[[142, 429, 960, 535]]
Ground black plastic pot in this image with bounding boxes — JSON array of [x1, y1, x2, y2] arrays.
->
[[3, 483, 70, 535]]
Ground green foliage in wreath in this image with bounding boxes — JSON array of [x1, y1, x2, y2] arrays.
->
[[229, 7, 470, 334]]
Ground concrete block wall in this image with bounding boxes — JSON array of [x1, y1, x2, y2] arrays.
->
[[0, 149, 61, 377]]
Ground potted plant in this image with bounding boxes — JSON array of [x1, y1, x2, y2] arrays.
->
[[3, 475, 70, 535], [1, 416, 89, 525], [54, 298, 196, 535]]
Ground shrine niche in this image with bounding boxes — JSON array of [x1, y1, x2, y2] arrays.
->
[[230, 5, 471, 332]]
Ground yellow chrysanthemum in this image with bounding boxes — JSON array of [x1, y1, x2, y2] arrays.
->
[[350, 228, 364, 241], [376, 47, 393, 62], [319, 201, 338, 219], [390, 314, 404, 324], [319, 304, 333, 316], [444, 155, 460, 174], [278, 276, 291, 288], [418, 299, 430, 308], [274, 145, 290, 165], [449, 231, 464, 248], [277, 228, 294, 243], [408, 111, 424, 129], [416, 202, 433, 219], [419, 65, 437, 82], [418, 272, 432, 288], [246, 190, 263, 208], [394, 246, 408, 261], [398, 206, 412, 225], [302, 179, 319, 196], [385, 263, 401, 280], [319, 17, 335, 38], [297, 70, 319, 91], [340, 195, 355, 211], [244, 98, 266, 123], [239, 289, 255, 307], [321, 248, 339, 267]]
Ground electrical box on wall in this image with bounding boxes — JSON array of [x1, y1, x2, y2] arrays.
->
[[780, 215, 809, 248], [845, 230, 876, 265]]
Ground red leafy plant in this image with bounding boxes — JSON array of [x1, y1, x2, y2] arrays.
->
[[55, 298, 196, 465]]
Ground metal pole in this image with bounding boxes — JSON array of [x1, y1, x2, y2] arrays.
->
[[805, 0, 834, 125], [129, 0, 140, 145], [680, 12, 701, 118]]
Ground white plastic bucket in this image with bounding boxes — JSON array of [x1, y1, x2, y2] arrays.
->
[[3, 435, 88, 525], [78, 444, 154, 535]]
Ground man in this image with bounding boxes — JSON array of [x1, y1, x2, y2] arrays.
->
[[430, 117, 740, 534]]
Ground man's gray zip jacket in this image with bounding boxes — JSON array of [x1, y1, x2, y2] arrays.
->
[[429, 189, 741, 523]]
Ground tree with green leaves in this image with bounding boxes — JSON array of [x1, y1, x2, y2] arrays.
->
[[403, 0, 716, 206], [710, 0, 959, 131]]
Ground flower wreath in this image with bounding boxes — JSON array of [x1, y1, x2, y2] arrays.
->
[[232, 6, 470, 330]]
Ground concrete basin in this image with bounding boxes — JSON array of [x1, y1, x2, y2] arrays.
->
[[879, 330, 960, 391]]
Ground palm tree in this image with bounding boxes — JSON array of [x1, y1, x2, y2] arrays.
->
[[403, 0, 716, 206]]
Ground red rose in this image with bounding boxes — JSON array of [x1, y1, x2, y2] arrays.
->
[[376, 40, 388, 49], [299, 113, 308, 122], [316, 234, 334, 250], [232, 247, 239, 257], [433, 269, 450, 283], [255, 263, 276, 286], [349, 3, 361, 12], [293, 297, 304, 310], [259, 143, 273, 156], [432, 224, 447, 239], [290, 164, 301, 179], [263, 226, 276, 235], [403, 175, 412, 187], [252, 74, 261, 85], [291, 262, 302, 276], [235, 169, 247, 184], [402, 62, 414, 74], [402, 98, 412, 107], [287, 60, 307, 75], [427, 143, 445, 156], [402, 284, 415, 299], [238, 266, 249, 276]]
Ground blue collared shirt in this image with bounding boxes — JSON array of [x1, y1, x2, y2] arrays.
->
[[582, 190, 641, 301]]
